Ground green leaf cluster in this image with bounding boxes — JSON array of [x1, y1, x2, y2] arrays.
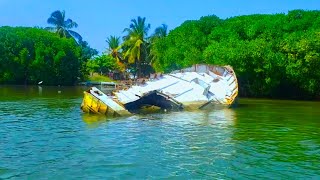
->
[[85, 54, 118, 75], [152, 10, 320, 99], [0, 26, 83, 85]]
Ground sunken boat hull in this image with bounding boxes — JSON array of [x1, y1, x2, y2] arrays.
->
[[80, 87, 131, 117], [81, 64, 239, 116]]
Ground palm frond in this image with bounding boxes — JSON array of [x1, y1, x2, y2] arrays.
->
[[49, 10, 64, 27], [123, 27, 133, 34], [61, 10, 65, 21], [65, 19, 78, 29], [47, 10, 80, 40], [50, 10, 63, 20], [154, 24, 168, 37], [134, 39, 143, 48], [122, 16, 151, 71], [47, 17, 58, 26], [68, 30, 82, 41], [106, 35, 121, 50]]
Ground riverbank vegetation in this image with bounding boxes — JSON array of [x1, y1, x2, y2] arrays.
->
[[87, 73, 114, 83], [1, 9, 320, 99], [0, 10, 97, 85], [0, 27, 81, 85], [152, 10, 320, 99]]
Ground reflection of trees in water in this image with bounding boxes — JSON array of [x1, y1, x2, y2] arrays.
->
[[0, 85, 88, 110], [231, 102, 320, 169], [1, 86, 83, 98]]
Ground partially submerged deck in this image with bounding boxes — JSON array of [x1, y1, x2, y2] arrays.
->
[[80, 64, 239, 116]]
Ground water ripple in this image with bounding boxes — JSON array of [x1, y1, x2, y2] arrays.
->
[[0, 91, 320, 179]]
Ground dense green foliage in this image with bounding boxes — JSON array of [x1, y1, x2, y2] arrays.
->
[[103, 17, 167, 78], [2, 9, 320, 99], [86, 54, 118, 75], [122, 17, 151, 78], [78, 40, 99, 79], [105, 35, 125, 71], [152, 15, 222, 72], [152, 10, 320, 99], [0, 26, 83, 85]]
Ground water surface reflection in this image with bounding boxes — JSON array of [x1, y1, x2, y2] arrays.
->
[[0, 86, 319, 179]]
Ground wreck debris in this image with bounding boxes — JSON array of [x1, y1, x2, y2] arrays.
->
[[81, 64, 238, 116], [81, 87, 131, 116]]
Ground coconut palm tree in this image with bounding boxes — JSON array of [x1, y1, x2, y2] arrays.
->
[[122, 16, 150, 78], [46, 10, 82, 41], [149, 24, 168, 70], [106, 35, 125, 72], [106, 36, 121, 60], [151, 24, 168, 40]]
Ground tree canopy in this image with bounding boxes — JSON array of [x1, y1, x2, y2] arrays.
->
[[2, 9, 320, 99], [0, 26, 83, 85], [122, 16, 151, 78], [151, 10, 320, 99]]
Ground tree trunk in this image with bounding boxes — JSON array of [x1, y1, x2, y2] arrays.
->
[[134, 60, 138, 81], [137, 59, 142, 78]]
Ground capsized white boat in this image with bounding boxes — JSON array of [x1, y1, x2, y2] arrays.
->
[[81, 64, 238, 116]]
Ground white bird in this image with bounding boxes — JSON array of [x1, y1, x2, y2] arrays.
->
[[38, 81, 43, 85]]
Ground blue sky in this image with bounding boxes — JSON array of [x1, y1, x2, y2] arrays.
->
[[0, 0, 319, 53]]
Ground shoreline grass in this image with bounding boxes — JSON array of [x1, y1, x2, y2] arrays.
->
[[86, 73, 115, 82]]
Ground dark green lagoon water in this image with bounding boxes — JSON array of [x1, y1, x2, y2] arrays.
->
[[0, 85, 319, 179]]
